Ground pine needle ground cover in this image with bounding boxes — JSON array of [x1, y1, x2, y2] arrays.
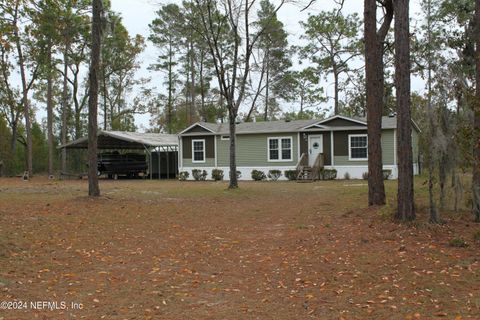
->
[[0, 177, 478, 319]]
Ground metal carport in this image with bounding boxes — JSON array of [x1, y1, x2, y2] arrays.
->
[[58, 131, 179, 180]]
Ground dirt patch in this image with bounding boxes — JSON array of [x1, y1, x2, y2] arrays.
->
[[0, 177, 478, 319]]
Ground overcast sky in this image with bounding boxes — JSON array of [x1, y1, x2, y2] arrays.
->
[[74, 0, 424, 131]]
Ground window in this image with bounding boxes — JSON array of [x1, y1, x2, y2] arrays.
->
[[192, 139, 205, 163], [268, 137, 292, 161], [221, 135, 230, 140], [349, 134, 368, 160]]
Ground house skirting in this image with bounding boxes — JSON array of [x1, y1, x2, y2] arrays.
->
[[179, 166, 297, 181], [179, 164, 419, 181]]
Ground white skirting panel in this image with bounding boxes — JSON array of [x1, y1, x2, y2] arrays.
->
[[179, 166, 297, 181], [179, 164, 419, 181]]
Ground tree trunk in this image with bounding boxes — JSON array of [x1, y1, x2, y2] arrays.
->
[[425, 0, 439, 223], [228, 109, 238, 188], [439, 153, 447, 211], [246, 54, 266, 122], [394, 0, 415, 221], [167, 41, 173, 133], [47, 45, 54, 177], [14, 7, 33, 177], [473, 0, 480, 221], [87, 0, 102, 197], [364, 0, 391, 206], [73, 76, 82, 139], [333, 67, 339, 115], [61, 44, 69, 174], [11, 122, 17, 154], [199, 51, 206, 119], [264, 48, 270, 121], [102, 67, 108, 130], [190, 41, 196, 123]]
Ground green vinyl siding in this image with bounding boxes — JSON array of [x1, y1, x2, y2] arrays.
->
[[182, 158, 215, 167], [217, 133, 298, 167], [381, 129, 395, 165], [334, 156, 368, 166]]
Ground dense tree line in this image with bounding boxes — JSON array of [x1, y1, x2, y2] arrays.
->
[[0, 0, 145, 177], [0, 0, 478, 221]]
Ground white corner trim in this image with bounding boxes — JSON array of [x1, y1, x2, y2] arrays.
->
[[318, 115, 367, 126], [179, 122, 215, 135], [191, 139, 206, 163], [348, 133, 368, 161]]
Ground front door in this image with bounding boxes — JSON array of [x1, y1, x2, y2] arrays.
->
[[308, 135, 323, 166]]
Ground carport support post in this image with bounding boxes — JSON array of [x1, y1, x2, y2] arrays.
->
[[143, 145, 152, 180], [174, 146, 178, 178], [167, 146, 170, 179], [158, 146, 161, 180]]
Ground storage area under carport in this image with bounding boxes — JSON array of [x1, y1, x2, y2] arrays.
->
[[58, 131, 179, 179]]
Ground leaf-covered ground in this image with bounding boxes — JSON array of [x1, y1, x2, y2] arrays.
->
[[0, 177, 478, 319]]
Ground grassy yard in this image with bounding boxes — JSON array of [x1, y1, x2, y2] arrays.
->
[[0, 177, 478, 319]]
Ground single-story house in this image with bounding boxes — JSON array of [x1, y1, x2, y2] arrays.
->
[[178, 115, 420, 180]]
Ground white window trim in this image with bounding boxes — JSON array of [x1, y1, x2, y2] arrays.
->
[[267, 137, 293, 162], [192, 139, 206, 163], [220, 135, 230, 140], [348, 134, 368, 161]]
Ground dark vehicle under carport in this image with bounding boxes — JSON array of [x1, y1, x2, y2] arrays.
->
[[97, 153, 148, 178], [58, 131, 179, 179]]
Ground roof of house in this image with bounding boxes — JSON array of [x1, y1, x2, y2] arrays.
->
[[58, 131, 178, 149], [180, 115, 416, 135], [191, 119, 320, 135]]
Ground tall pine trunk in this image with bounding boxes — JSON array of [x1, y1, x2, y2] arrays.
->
[[167, 41, 173, 133], [102, 67, 108, 130], [333, 67, 339, 115], [61, 44, 69, 174], [88, 0, 102, 197], [473, 0, 480, 221], [228, 110, 238, 188], [394, 0, 415, 221], [264, 48, 270, 121], [47, 44, 54, 177], [190, 41, 196, 123], [364, 0, 391, 206], [13, 3, 33, 177], [425, 0, 439, 223]]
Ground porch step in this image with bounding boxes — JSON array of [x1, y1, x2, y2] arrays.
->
[[296, 166, 314, 182]]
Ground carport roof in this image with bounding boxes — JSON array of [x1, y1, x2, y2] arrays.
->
[[58, 131, 179, 150]]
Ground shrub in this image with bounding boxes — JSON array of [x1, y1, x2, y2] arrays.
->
[[284, 170, 297, 181], [192, 169, 207, 181], [251, 169, 266, 181], [449, 238, 469, 248], [343, 172, 351, 180], [211, 169, 224, 181], [362, 172, 369, 180], [178, 171, 189, 181], [267, 170, 282, 181], [474, 230, 480, 243], [382, 169, 392, 180], [320, 168, 337, 180], [236, 171, 242, 179]]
